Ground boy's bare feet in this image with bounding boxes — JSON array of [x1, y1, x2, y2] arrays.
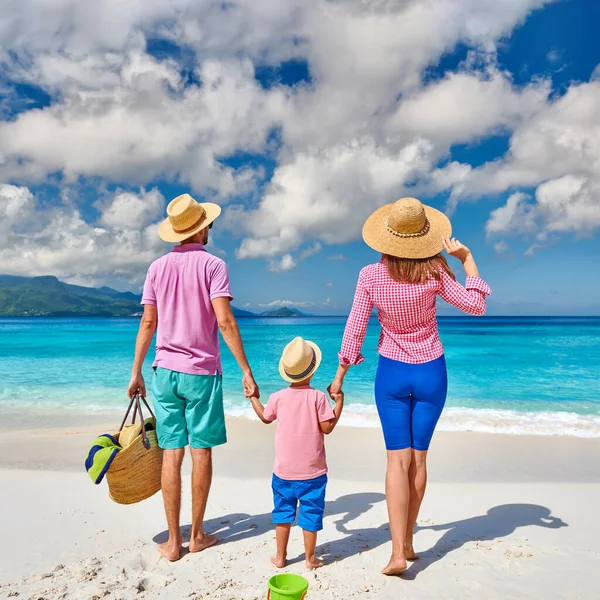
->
[[158, 538, 182, 562], [270, 554, 287, 568], [382, 556, 407, 576], [189, 532, 218, 553], [306, 555, 325, 570]]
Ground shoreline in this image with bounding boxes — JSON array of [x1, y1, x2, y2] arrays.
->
[[1, 414, 600, 483], [2, 401, 600, 438]]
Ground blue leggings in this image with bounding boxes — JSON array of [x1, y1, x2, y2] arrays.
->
[[375, 354, 448, 451]]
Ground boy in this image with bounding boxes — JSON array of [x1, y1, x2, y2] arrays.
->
[[249, 336, 344, 570]]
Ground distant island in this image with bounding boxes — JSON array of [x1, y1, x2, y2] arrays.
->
[[0, 275, 310, 318]]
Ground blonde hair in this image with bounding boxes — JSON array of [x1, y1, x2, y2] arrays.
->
[[383, 253, 455, 284]]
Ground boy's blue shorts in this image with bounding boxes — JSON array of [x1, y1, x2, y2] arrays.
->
[[272, 473, 327, 532]]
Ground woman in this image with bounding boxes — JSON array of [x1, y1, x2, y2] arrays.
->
[[329, 197, 491, 576]]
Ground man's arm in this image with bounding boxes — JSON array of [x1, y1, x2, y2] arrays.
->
[[211, 297, 259, 398], [127, 304, 158, 399]]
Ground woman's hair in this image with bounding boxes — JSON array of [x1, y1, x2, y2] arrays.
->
[[382, 253, 456, 284]]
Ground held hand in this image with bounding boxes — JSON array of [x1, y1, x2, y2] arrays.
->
[[331, 390, 345, 403], [442, 237, 472, 263], [243, 372, 259, 399], [327, 379, 343, 399], [127, 373, 146, 399]]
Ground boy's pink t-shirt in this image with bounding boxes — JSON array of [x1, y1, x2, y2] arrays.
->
[[141, 244, 232, 375], [263, 386, 335, 481]]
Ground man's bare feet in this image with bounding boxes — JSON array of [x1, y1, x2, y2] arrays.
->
[[404, 542, 419, 561], [306, 555, 325, 570], [158, 538, 182, 562], [270, 554, 286, 568], [382, 556, 407, 576], [189, 532, 218, 553]]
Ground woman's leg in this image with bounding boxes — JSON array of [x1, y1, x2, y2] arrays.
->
[[375, 355, 413, 576], [405, 449, 427, 559], [406, 355, 448, 558], [383, 448, 412, 575]]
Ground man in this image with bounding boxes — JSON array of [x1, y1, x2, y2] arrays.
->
[[127, 193, 259, 562]]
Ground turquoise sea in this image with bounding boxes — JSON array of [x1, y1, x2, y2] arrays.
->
[[1, 316, 600, 436]]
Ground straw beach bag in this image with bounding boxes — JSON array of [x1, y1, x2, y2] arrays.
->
[[106, 393, 163, 505]]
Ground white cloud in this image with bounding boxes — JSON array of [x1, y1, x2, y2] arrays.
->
[[486, 192, 537, 236], [327, 254, 347, 261], [0, 53, 286, 198], [389, 66, 550, 149], [0, 0, 567, 277], [494, 241, 509, 254], [99, 188, 164, 229], [269, 254, 296, 272], [0, 185, 165, 286]]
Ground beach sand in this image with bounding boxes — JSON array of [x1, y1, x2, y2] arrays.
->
[[1, 415, 599, 599]]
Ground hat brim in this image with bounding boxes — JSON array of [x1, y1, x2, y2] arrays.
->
[[158, 202, 222, 243], [278, 341, 323, 384], [362, 203, 452, 259]]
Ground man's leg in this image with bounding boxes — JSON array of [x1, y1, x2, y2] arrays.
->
[[158, 448, 185, 561], [184, 373, 226, 552], [189, 447, 218, 552], [152, 368, 189, 562]]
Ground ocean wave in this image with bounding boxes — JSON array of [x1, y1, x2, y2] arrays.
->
[[223, 402, 600, 438], [2, 395, 599, 438]]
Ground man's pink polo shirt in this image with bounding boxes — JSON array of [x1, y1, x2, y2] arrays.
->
[[141, 244, 232, 375]]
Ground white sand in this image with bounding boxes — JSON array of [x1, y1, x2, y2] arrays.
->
[[1, 416, 599, 599]]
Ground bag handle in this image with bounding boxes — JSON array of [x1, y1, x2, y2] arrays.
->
[[119, 392, 155, 450]]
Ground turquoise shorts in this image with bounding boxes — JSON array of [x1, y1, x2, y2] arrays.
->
[[151, 367, 227, 450]]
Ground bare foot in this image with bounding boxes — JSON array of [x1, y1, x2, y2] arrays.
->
[[271, 554, 286, 568], [306, 555, 325, 570], [158, 539, 182, 562], [189, 533, 218, 553], [382, 557, 407, 576], [404, 542, 419, 561]]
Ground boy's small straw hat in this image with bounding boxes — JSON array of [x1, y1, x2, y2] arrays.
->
[[159, 193, 221, 243], [362, 197, 452, 259], [279, 337, 322, 383]]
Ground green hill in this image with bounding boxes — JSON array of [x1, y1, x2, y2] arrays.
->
[[0, 275, 260, 318], [0, 275, 143, 317]]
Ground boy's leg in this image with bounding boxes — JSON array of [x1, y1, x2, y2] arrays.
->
[[273, 524, 292, 568], [297, 474, 327, 569], [302, 529, 323, 569], [271, 475, 297, 568]]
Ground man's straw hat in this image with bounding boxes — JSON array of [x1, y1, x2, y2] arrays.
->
[[362, 197, 452, 259], [279, 337, 322, 384], [159, 193, 221, 243]]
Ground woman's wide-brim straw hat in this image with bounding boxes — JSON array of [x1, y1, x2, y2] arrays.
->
[[159, 193, 221, 243], [279, 337, 322, 384], [362, 197, 452, 259]]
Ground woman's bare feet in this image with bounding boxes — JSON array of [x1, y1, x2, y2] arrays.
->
[[382, 556, 407, 576], [158, 537, 182, 562], [270, 554, 286, 568], [189, 532, 218, 553], [306, 555, 325, 570], [404, 541, 419, 561]]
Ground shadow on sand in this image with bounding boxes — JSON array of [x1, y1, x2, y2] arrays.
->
[[403, 504, 568, 579], [153, 498, 567, 573]]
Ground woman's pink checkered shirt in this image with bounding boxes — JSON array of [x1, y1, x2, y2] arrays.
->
[[339, 261, 491, 365]]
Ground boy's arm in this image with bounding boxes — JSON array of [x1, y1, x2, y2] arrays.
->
[[249, 396, 275, 425], [320, 392, 344, 435]]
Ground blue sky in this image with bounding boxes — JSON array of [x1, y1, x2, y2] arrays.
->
[[0, 0, 599, 315]]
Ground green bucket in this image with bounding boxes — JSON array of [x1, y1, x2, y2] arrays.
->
[[267, 574, 309, 600]]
